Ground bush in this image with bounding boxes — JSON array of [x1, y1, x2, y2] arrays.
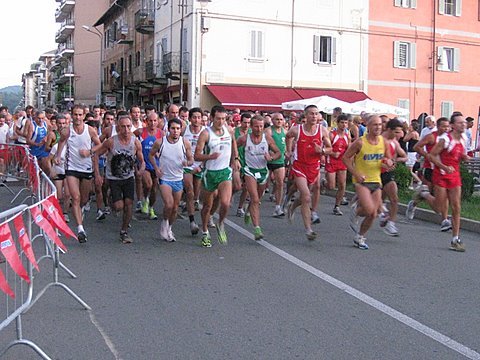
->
[[394, 163, 412, 191], [460, 164, 475, 200]]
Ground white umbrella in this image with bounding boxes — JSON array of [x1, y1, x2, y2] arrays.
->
[[351, 99, 409, 116], [282, 95, 362, 115]]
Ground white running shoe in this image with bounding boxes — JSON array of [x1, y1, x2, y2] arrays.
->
[[383, 221, 399, 237]]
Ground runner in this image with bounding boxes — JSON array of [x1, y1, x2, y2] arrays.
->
[[343, 114, 394, 250], [406, 113, 469, 252], [411, 117, 452, 231], [26, 110, 51, 174], [265, 112, 287, 217], [194, 105, 240, 247], [135, 111, 163, 220], [237, 115, 280, 240], [325, 114, 350, 216], [94, 116, 145, 244], [182, 107, 205, 235], [285, 105, 332, 240], [56, 105, 102, 243], [380, 118, 408, 236], [149, 118, 194, 242], [234, 112, 252, 218]]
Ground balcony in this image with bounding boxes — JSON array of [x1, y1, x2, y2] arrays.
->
[[55, 66, 75, 85], [55, 19, 75, 43], [56, 43, 74, 59], [135, 9, 154, 34], [55, 0, 75, 22], [117, 24, 133, 45], [162, 52, 190, 80]]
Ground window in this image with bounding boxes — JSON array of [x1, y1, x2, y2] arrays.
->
[[439, 0, 462, 16], [397, 99, 410, 118], [249, 30, 265, 60], [136, 51, 141, 67], [441, 101, 454, 118], [393, 41, 416, 69], [437, 46, 460, 72], [313, 35, 336, 64], [394, 0, 417, 8]]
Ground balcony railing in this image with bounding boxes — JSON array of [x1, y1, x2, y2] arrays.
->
[[56, 43, 74, 59], [135, 9, 154, 34], [145, 60, 155, 80], [55, 19, 75, 43], [162, 52, 190, 79], [55, 0, 75, 22]]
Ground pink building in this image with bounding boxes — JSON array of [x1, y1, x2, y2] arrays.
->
[[368, 0, 479, 135]]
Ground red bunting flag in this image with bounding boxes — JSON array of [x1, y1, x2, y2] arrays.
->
[[0, 268, 14, 298], [0, 223, 30, 283], [12, 214, 39, 271], [30, 206, 67, 252], [42, 196, 77, 240]]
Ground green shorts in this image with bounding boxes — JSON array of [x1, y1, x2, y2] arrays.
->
[[202, 167, 233, 192], [183, 167, 204, 179], [243, 166, 269, 185]]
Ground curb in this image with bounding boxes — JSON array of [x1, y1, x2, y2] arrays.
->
[[328, 190, 480, 234]]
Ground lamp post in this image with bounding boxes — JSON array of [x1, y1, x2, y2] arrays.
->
[[82, 25, 103, 104]]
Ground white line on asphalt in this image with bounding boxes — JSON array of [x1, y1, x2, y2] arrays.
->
[[88, 311, 123, 360], [223, 218, 480, 360]]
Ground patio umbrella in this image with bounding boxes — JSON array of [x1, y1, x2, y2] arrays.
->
[[351, 99, 409, 116], [282, 95, 362, 115]]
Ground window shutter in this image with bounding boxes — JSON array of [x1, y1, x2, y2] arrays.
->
[[409, 43, 416, 68], [393, 41, 400, 68], [437, 46, 444, 71], [441, 101, 453, 118], [455, 0, 462, 16], [394, 0, 402, 6], [411, 0, 417, 8], [258, 31, 264, 59], [313, 35, 320, 63], [331, 37, 337, 64], [438, 0, 445, 14], [453, 48, 460, 72]]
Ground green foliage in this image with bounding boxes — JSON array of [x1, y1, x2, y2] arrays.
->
[[0, 86, 22, 111], [460, 164, 475, 200], [394, 163, 412, 191]]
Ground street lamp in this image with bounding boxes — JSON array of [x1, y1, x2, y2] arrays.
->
[[82, 25, 103, 104]]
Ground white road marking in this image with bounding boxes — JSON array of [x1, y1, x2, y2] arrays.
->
[[223, 218, 480, 360], [88, 310, 123, 360]]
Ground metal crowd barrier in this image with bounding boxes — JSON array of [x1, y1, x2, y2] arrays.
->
[[0, 144, 90, 359]]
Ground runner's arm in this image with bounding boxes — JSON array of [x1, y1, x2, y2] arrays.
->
[[343, 138, 365, 183]]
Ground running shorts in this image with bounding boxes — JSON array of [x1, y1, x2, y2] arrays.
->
[[243, 166, 269, 185], [291, 161, 320, 185], [202, 167, 232, 192]]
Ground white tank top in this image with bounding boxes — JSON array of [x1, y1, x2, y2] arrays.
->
[[159, 136, 186, 181], [50, 143, 66, 175], [66, 125, 93, 173], [183, 125, 204, 170], [245, 133, 268, 169], [205, 125, 232, 171]]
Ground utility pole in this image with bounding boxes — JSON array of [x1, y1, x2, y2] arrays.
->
[[179, 0, 186, 105]]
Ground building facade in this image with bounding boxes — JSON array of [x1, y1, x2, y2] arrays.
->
[[368, 0, 480, 129], [52, 0, 108, 108]]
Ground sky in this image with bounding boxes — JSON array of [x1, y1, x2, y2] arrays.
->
[[0, 0, 58, 89]]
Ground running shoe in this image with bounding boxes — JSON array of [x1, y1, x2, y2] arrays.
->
[[333, 206, 343, 216], [141, 199, 149, 214], [208, 217, 216, 228], [383, 221, 399, 237], [201, 232, 212, 248], [353, 234, 369, 250], [264, 187, 270, 194], [236, 208, 245, 217], [340, 197, 349, 206], [190, 221, 199, 235], [104, 206, 111, 215], [120, 231, 133, 244], [272, 207, 285, 218], [167, 227, 176, 242], [440, 218, 452, 232], [149, 207, 158, 220], [216, 223, 228, 244], [160, 219, 169, 241], [244, 212, 252, 225], [84, 200, 91, 212], [254, 226, 264, 241], [194, 200, 201, 211], [379, 212, 388, 227], [63, 213, 70, 223], [269, 194, 276, 202], [96, 209, 106, 221], [135, 201, 142, 213], [449, 240, 465, 252], [311, 211, 321, 224], [405, 200, 416, 220], [78, 231, 87, 243], [306, 229, 317, 241], [414, 184, 430, 202], [349, 202, 360, 234]]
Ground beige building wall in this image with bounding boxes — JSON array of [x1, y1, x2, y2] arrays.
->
[[72, 0, 109, 105]]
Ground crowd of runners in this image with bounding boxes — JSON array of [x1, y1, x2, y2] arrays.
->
[[0, 102, 476, 251]]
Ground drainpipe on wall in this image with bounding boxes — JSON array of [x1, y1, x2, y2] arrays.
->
[[289, 0, 295, 89], [431, 0, 436, 115]]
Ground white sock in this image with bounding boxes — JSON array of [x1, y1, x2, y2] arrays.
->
[[77, 225, 84, 233], [452, 236, 459, 243]]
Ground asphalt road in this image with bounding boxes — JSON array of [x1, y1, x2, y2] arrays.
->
[[1, 181, 479, 360]]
